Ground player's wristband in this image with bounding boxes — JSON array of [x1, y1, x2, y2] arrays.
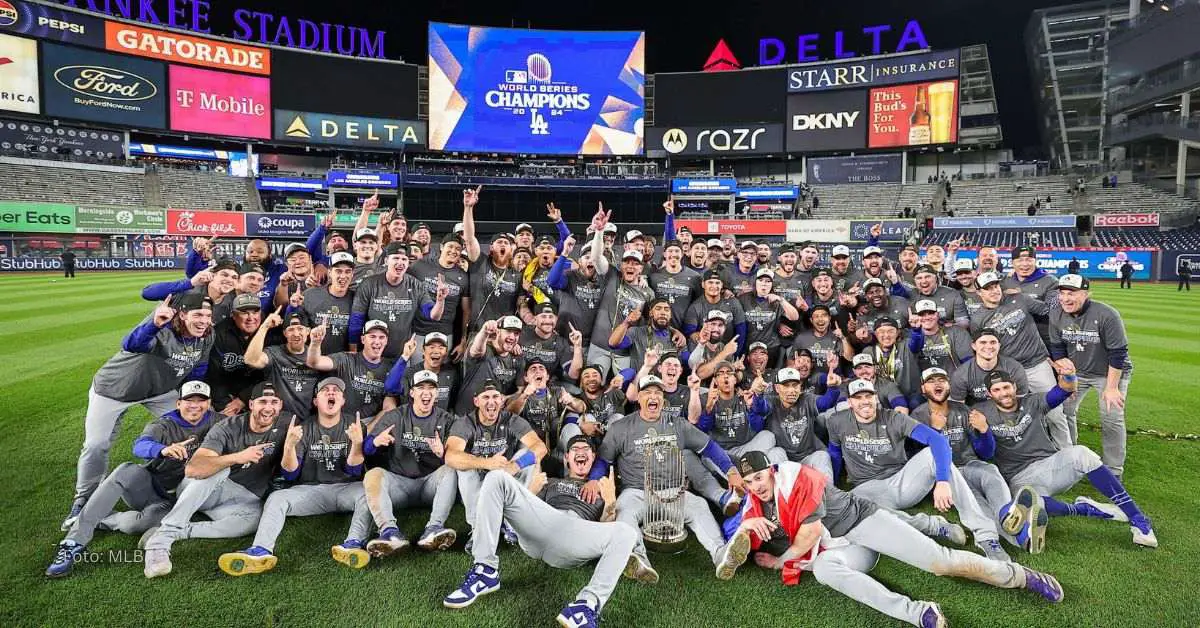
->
[[514, 451, 536, 469]]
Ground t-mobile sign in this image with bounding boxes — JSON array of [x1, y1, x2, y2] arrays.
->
[[169, 65, 270, 139]]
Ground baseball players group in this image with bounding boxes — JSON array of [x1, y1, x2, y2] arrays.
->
[[49, 186, 1157, 628]]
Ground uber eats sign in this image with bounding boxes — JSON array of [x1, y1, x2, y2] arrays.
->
[[0, 202, 75, 233]]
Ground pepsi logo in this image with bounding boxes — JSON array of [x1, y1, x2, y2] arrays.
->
[[0, 1, 18, 27]]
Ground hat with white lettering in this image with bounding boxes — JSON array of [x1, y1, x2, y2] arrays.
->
[[354, 228, 377, 242], [975, 271, 1002, 289], [921, 367, 949, 383], [852, 353, 875, 367], [776, 368, 803, 384], [499, 315, 523, 332], [284, 243, 308, 258], [638, 375, 665, 391], [625, 229, 645, 243], [622, 250, 644, 263], [515, 223, 534, 234], [603, 223, 618, 234], [1058, 274, 1090, 291], [233, 293, 261, 311], [914, 299, 938, 314], [862, 246, 883, 257], [748, 341, 769, 353], [707, 238, 723, 248], [706, 310, 730, 323], [250, 381, 278, 399], [424, 331, 449, 346], [862, 277, 885, 291], [740, 240, 758, 251], [316, 376, 346, 392], [363, 319, 390, 335], [180, 381, 211, 400], [953, 258, 975, 273], [412, 370, 439, 387], [848, 379, 876, 396], [756, 267, 774, 279], [330, 251, 356, 268], [831, 245, 851, 258]]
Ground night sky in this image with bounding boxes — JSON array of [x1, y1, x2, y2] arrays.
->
[[181, 0, 1087, 157]]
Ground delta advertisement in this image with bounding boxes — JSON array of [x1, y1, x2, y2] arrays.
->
[[169, 65, 271, 139], [867, 80, 959, 148], [0, 256, 186, 271], [427, 23, 645, 155], [0, 33, 39, 114], [41, 42, 166, 128], [0, 118, 123, 159], [953, 248, 1154, 280], [0, 0, 104, 46], [273, 109, 425, 150], [806, 153, 902, 184]]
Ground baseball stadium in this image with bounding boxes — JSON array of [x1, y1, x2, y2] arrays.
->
[[1, 0, 1198, 626]]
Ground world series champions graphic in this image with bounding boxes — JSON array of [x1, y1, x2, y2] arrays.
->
[[427, 22, 645, 155]]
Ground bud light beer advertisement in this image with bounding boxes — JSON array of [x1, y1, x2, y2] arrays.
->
[[427, 22, 645, 155]]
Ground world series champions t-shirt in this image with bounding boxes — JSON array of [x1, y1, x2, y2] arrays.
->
[[301, 286, 353, 355], [92, 316, 215, 402], [369, 405, 456, 478], [764, 393, 826, 462], [457, 348, 524, 414], [911, 401, 978, 466], [468, 257, 519, 334], [969, 295, 1050, 368], [140, 410, 219, 491], [198, 412, 289, 498], [974, 393, 1061, 479], [739, 294, 787, 353], [262, 345, 320, 417], [591, 274, 655, 356], [648, 266, 700, 328], [352, 273, 434, 359], [825, 408, 919, 485], [555, 268, 605, 344], [410, 258, 469, 337], [294, 413, 359, 484], [449, 412, 534, 459], [540, 477, 605, 521], [707, 396, 754, 449], [330, 352, 395, 418], [949, 356, 1030, 405], [598, 414, 711, 491]]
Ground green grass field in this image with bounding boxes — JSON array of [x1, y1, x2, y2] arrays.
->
[[1, 271, 1198, 627]]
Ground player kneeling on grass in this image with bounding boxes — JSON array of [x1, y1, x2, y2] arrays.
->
[[718, 452, 1064, 628], [142, 382, 289, 578], [218, 377, 366, 575], [331, 370, 459, 568], [975, 370, 1158, 552], [48, 382, 217, 578], [444, 435, 658, 628]]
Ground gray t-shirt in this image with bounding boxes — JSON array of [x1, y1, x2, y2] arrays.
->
[[410, 258, 469, 337], [910, 401, 978, 466], [598, 413, 711, 491], [198, 412, 289, 498], [301, 286, 353, 355], [772, 270, 808, 305], [330, 352, 395, 418], [140, 411, 219, 491], [580, 388, 629, 427], [1002, 273, 1059, 347], [626, 327, 680, 375], [352, 273, 434, 359], [591, 274, 655, 356], [519, 329, 574, 381], [403, 361, 458, 410], [370, 405, 456, 478], [516, 387, 568, 444], [764, 393, 826, 461], [294, 413, 359, 484], [912, 285, 969, 326], [821, 484, 880, 537], [263, 345, 320, 418], [917, 326, 974, 375], [858, 296, 911, 331], [649, 266, 700, 329], [1048, 300, 1132, 378], [969, 295, 1049, 368], [540, 477, 605, 521], [683, 296, 745, 343], [457, 348, 524, 414], [975, 393, 1060, 479], [555, 268, 606, 344], [949, 356, 1029, 405], [92, 317, 214, 402], [449, 412, 533, 459], [468, 257, 519, 333], [826, 408, 919, 484], [867, 339, 921, 398], [739, 294, 786, 352], [707, 396, 754, 449], [792, 330, 842, 372]]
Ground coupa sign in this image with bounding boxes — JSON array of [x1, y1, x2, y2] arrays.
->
[[247, 212, 316, 238]]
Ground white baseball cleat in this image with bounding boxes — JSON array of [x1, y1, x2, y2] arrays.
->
[[714, 529, 751, 581], [1131, 525, 1159, 548], [1074, 496, 1128, 522]]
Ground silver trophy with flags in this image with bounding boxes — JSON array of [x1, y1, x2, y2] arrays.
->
[[641, 436, 688, 553]]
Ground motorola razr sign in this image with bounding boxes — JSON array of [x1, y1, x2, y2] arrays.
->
[[647, 124, 784, 156]]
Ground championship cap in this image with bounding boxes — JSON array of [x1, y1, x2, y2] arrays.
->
[[250, 381, 278, 399], [901, 244, 919, 254], [413, 222, 430, 233], [798, 241, 819, 252], [442, 233, 464, 247], [238, 262, 266, 277], [330, 251, 356, 268], [1058, 274, 1090, 291], [424, 331, 449, 346], [705, 310, 730, 323], [702, 269, 723, 283], [536, 235, 555, 248], [412, 370, 439, 387], [621, 250, 644, 263], [580, 364, 605, 378], [490, 231, 514, 243], [748, 341, 769, 353], [737, 450, 772, 476], [647, 296, 671, 310], [862, 246, 883, 257], [603, 223, 618, 234], [211, 258, 240, 274], [776, 368, 803, 384], [975, 271, 1002, 289], [707, 238, 723, 248], [284, 243, 308, 259], [382, 242, 408, 257], [233, 293, 261, 311], [848, 379, 876, 396], [873, 316, 898, 329], [354, 228, 377, 242], [914, 264, 938, 277], [534, 301, 557, 316], [285, 311, 309, 328], [755, 267, 774, 279], [778, 243, 796, 255], [713, 360, 736, 374], [852, 353, 875, 367], [914, 299, 938, 314], [524, 358, 548, 372], [740, 240, 758, 250], [831, 245, 851, 258], [453, 222, 465, 234], [808, 303, 830, 315], [812, 268, 832, 279], [175, 292, 213, 312], [985, 370, 1014, 389], [972, 327, 1000, 341], [566, 434, 595, 451], [662, 238, 684, 251], [1013, 246, 1037, 259], [316, 376, 346, 392], [180, 381, 211, 399], [625, 229, 645, 243], [499, 315, 523, 332], [953, 258, 975, 273], [638, 375, 665, 391], [678, 225, 692, 235], [862, 277, 885, 290], [921, 367, 949, 383], [475, 379, 501, 395], [327, 230, 350, 243], [515, 223, 534, 234], [363, 319, 390, 335]]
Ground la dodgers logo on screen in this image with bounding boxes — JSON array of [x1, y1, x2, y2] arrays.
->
[[486, 53, 591, 136]]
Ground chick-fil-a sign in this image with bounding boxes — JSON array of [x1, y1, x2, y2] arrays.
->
[[167, 209, 246, 236]]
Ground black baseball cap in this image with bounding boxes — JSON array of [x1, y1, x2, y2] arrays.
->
[[914, 264, 938, 277], [662, 239, 684, 251], [580, 364, 605, 378], [901, 244, 919, 254], [475, 379, 501, 395], [812, 268, 832, 279], [737, 451, 772, 476], [777, 243, 796, 255], [647, 296, 670, 310], [566, 434, 595, 451], [702, 269, 723, 282], [535, 235, 555, 248], [873, 316, 899, 329], [524, 358, 549, 373], [1013, 246, 1037, 259], [211, 258, 239, 274], [176, 292, 213, 312], [382, 242, 408, 257], [985, 370, 1014, 389], [250, 381, 278, 399], [285, 311, 309, 328], [238, 262, 265, 277], [533, 301, 557, 316], [972, 327, 1000, 342], [442, 233, 464, 246], [808, 303, 830, 315]]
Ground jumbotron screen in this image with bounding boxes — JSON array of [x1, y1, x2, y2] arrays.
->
[[427, 22, 645, 155]]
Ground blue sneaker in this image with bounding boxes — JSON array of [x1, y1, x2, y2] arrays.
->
[[1026, 501, 1048, 554], [501, 522, 518, 546], [556, 598, 599, 628], [443, 563, 500, 609], [60, 499, 85, 532], [417, 524, 457, 551], [331, 539, 370, 569], [719, 489, 742, 517], [934, 522, 967, 546], [218, 545, 276, 576], [366, 527, 409, 558], [45, 541, 85, 578], [1003, 485, 1039, 536], [1023, 567, 1065, 602], [919, 603, 947, 628]]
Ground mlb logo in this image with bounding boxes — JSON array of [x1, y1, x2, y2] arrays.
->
[[505, 70, 527, 84]]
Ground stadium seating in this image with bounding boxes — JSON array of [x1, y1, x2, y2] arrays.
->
[[1088, 182, 1200, 217], [154, 169, 261, 212], [0, 158, 146, 207], [804, 183, 903, 216], [922, 229, 1078, 248]]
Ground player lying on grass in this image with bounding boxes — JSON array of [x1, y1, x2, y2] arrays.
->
[[974, 369, 1158, 551], [718, 451, 1064, 628], [443, 435, 657, 628]]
